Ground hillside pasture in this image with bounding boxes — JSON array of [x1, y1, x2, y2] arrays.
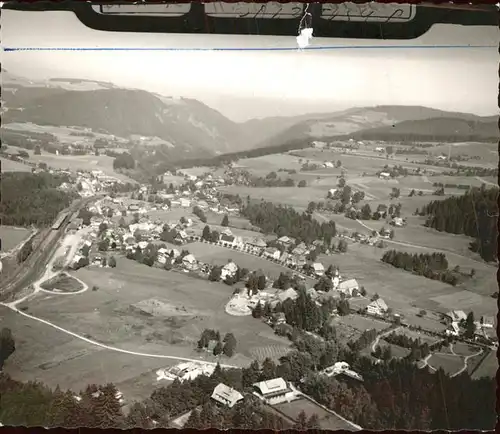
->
[[0, 157, 32, 173], [426, 353, 465, 376], [236, 153, 305, 176], [0, 304, 178, 404], [0, 225, 32, 252], [318, 244, 496, 320], [219, 185, 328, 208], [15, 257, 290, 368], [429, 142, 498, 161], [470, 350, 498, 379]]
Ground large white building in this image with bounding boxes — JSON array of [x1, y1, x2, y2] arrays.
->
[[252, 377, 299, 405]]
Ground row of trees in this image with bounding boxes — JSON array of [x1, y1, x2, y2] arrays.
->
[[419, 186, 498, 262], [381, 250, 461, 286]]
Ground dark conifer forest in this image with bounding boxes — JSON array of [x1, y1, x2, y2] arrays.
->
[[418, 187, 498, 262]]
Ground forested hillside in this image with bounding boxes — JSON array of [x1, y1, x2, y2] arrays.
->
[[0, 172, 77, 227]]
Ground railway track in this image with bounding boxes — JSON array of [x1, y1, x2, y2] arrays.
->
[[0, 195, 101, 302]]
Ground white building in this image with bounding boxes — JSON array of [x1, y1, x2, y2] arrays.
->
[[379, 172, 391, 179], [221, 261, 238, 280], [320, 362, 363, 382], [338, 279, 359, 297], [312, 263, 325, 277], [182, 254, 197, 270], [366, 298, 389, 316], [277, 287, 299, 303], [211, 383, 244, 408], [252, 378, 298, 405], [157, 362, 215, 383]]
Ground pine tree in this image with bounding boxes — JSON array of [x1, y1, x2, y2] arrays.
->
[[221, 214, 229, 227], [202, 225, 211, 241]]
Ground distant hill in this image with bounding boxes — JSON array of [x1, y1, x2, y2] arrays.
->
[[256, 105, 498, 148], [349, 116, 499, 142], [1, 71, 255, 158]]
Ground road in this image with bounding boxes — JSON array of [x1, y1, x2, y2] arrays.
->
[[371, 326, 401, 353]]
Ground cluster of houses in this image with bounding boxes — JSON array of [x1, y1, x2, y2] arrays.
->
[[443, 310, 495, 339]]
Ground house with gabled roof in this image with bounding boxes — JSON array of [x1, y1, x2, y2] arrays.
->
[[264, 247, 281, 261], [211, 383, 244, 408], [252, 377, 298, 405], [221, 261, 238, 280], [366, 298, 388, 316], [338, 279, 359, 297], [182, 254, 197, 270], [312, 263, 325, 277], [277, 287, 299, 303]]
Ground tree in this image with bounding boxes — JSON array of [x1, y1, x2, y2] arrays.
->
[[0, 328, 16, 370], [298, 180, 307, 188], [361, 204, 372, 220], [252, 302, 263, 318], [338, 177, 346, 188], [307, 413, 321, 429], [202, 225, 211, 241], [213, 341, 223, 356], [221, 214, 229, 227], [464, 311, 476, 338], [34, 145, 42, 155], [257, 275, 267, 290], [209, 266, 222, 282], [108, 256, 117, 268], [294, 411, 308, 430], [338, 239, 348, 253], [223, 333, 237, 357]]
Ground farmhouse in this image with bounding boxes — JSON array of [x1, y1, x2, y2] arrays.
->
[[379, 172, 391, 179], [157, 362, 215, 382], [180, 198, 191, 208], [264, 247, 281, 260], [391, 217, 405, 227], [323, 161, 334, 168], [445, 310, 468, 324], [445, 322, 460, 337], [366, 298, 389, 316], [312, 263, 325, 277], [320, 362, 364, 382], [221, 261, 238, 280], [292, 243, 309, 256], [277, 287, 299, 303], [246, 238, 267, 249], [252, 378, 298, 405], [375, 147, 385, 153], [211, 383, 244, 408], [182, 254, 197, 270], [338, 279, 359, 297], [277, 236, 296, 247]]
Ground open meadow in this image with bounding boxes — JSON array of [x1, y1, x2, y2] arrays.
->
[[318, 243, 496, 321], [470, 350, 498, 379], [0, 157, 32, 173], [3, 257, 292, 400], [0, 225, 33, 253]]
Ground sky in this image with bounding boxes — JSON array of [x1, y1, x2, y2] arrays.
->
[[1, 10, 498, 122]]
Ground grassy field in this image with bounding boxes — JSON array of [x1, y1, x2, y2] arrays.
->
[[0, 304, 176, 404], [318, 244, 496, 321], [329, 313, 389, 346], [5, 257, 291, 399], [40, 272, 84, 293], [427, 353, 464, 376], [0, 226, 32, 253], [379, 341, 411, 359], [0, 157, 33, 173], [273, 397, 357, 431], [470, 350, 497, 379], [452, 342, 481, 357], [3, 144, 135, 183]]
